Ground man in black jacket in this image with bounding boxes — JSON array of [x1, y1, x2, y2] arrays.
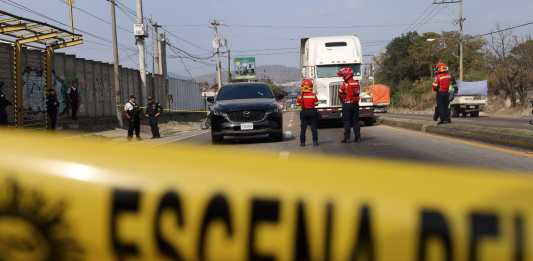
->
[[46, 89, 60, 130], [145, 96, 162, 139], [68, 81, 80, 120], [0, 92, 12, 126]]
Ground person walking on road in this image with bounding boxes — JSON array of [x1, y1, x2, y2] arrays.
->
[[432, 62, 452, 124], [68, 80, 80, 121], [46, 89, 60, 130], [145, 96, 162, 139], [296, 79, 319, 147], [0, 92, 12, 126], [337, 67, 361, 143], [124, 95, 142, 141]]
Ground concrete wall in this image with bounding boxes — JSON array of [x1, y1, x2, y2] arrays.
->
[[0, 42, 203, 127]]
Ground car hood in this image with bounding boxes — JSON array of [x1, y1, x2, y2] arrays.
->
[[214, 98, 277, 112]]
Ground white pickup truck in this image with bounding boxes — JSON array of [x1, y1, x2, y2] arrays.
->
[[450, 80, 488, 118]]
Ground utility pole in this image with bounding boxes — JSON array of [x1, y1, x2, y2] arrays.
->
[[135, 0, 148, 105], [67, 0, 75, 33], [227, 50, 232, 82], [210, 19, 223, 90], [150, 19, 162, 74], [433, 0, 465, 80], [109, 0, 123, 127], [459, 0, 465, 81]]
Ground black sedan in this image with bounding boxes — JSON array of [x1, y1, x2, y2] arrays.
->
[[208, 83, 283, 144]]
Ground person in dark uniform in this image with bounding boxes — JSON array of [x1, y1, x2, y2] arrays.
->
[[46, 89, 60, 130], [296, 79, 319, 147], [68, 80, 80, 120], [145, 96, 162, 139], [337, 67, 361, 143], [0, 92, 12, 126], [124, 95, 142, 141]]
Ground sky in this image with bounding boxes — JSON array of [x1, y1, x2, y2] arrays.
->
[[1, 0, 532, 78]]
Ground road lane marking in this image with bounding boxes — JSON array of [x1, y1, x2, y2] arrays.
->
[[382, 125, 533, 159]]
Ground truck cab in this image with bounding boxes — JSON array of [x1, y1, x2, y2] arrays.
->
[[300, 35, 375, 125]]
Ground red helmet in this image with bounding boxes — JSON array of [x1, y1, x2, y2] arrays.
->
[[301, 79, 313, 92], [337, 67, 354, 80], [436, 62, 448, 74]]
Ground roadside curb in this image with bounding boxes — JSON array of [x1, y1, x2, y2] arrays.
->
[[379, 117, 533, 150]]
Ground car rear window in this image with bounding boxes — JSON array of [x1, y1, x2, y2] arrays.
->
[[217, 84, 274, 100]]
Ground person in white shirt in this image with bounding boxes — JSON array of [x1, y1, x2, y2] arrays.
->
[[124, 95, 142, 140]]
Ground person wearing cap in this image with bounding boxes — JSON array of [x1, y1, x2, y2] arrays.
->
[[296, 79, 319, 147], [124, 95, 142, 140], [337, 67, 361, 143], [0, 92, 12, 126], [145, 96, 162, 139]]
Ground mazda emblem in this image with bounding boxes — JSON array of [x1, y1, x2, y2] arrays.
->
[[242, 111, 251, 117]]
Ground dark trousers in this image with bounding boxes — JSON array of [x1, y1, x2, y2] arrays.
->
[[47, 111, 57, 130], [342, 103, 360, 140], [0, 111, 7, 125], [71, 103, 78, 120], [300, 109, 318, 144], [436, 92, 450, 122], [149, 116, 160, 138], [128, 119, 141, 139]]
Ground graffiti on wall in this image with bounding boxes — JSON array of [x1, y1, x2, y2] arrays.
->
[[22, 67, 81, 123]]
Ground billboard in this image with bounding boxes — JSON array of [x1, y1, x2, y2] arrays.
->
[[233, 57, 256, 80]]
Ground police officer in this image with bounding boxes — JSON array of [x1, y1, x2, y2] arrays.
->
[[337, 67, 361, 143], [145, 96, 162, 139], [124, 95, 142, 140], [296, 79, 319, 147], [432, 62, 452, 124], [46, 89, 59, 130], [68, 80, 80, 121], [0, 92, 12, 126]]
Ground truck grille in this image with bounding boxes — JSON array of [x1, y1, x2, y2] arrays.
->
[[329, 82, 342, 106], [227, 110, 266, 123]]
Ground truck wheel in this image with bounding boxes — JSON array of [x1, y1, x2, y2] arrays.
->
[[211, 133, 223, 144], [451, 106, 459, 118], [472, 111, 480, 117]]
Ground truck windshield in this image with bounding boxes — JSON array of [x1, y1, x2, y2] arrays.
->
[[217, 84, 274, 100], [317, 64, 361, 78]]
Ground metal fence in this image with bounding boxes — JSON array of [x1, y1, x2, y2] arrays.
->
[[168, 78, 204, 111]]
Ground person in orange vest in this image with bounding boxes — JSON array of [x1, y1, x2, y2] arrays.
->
[[432, 62, 452, 124], [337, 67, 361, 143], [296, 79, 319, 147]]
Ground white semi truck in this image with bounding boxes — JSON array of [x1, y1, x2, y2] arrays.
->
[[300, 35, 376, 125]]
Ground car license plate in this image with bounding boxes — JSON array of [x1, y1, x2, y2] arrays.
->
[[241, 123, 254, 130], [469, 106, 476, 109]]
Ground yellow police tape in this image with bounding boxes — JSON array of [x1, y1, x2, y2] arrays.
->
[[0, 130, 532, 260]]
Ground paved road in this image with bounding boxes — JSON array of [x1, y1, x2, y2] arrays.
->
[[178, 112, 533, 172], [387, 112, 533, 130]]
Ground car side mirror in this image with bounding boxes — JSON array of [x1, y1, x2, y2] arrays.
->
[[206, 97, 215, 103]]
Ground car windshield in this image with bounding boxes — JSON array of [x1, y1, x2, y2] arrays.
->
[[317, 64, 362, 78], [217, 84, 274, 100]]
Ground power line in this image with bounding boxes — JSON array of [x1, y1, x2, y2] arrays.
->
[[474, 20, 533, 38], [161, 27, 210, 52], [163, 21, 450, 29], [57, 0, 133, 34]]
